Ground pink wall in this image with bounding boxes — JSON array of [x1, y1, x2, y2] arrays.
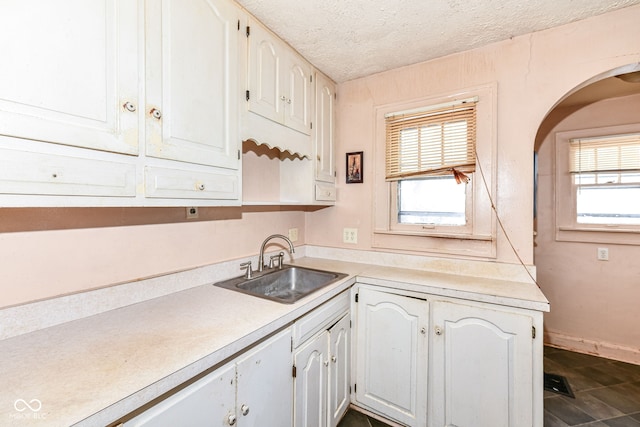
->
[[1, 5, 639, 311], [536, 94, 640, 363], [0, 211, 305, 308], [307, 5, 640, 266]]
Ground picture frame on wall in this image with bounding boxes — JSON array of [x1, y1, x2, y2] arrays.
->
[[346, 151, 363, 184]]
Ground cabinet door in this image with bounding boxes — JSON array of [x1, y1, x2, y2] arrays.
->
[[314, 73, 336, 184], [237, 328, 293, 427], [145, 0, 239, 169], [355, 288, 428, 426], [283, 52, 312, 136], [294, 331, 328, 427], [124, 362, 236, 427], [431, 301, 534, 427], [247, 22, 283, 124], [328, 314, 350, 427], [0, 0, 138, 155]]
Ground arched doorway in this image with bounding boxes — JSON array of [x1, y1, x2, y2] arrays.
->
[[534, 65, 640, 365]]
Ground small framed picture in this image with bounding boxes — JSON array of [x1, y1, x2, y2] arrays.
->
[[346, 151, 363, 184]]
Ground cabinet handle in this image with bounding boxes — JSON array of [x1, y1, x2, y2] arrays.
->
[[331, 355, 337, 363], [435, 326, 443, 336], [227, 413, 237, 425], [123, 101, 136, 112], [150, 108, 162, 119], [241, 404, 250, 416]]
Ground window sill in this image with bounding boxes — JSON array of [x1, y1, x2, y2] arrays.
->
[[377, 229, 493, 241], [556, 226, 640, 245], [373, 229, 496, 258]]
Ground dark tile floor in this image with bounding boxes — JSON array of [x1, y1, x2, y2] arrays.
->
[[337, 347, 640, 427], [338, 409, 393, 427], [544, 346, 640, 426]]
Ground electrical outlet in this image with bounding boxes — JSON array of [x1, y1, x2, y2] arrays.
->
[[186, 207, 199, 219], [288, 228, 299, 242], [597, 247, 609, 261], [343, 228, 358, 244]]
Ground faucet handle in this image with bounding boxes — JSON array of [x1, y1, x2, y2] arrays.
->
[[269, 252, 286, 269], [240, 261, 253, 279]]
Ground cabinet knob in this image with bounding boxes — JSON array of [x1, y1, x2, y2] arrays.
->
[[331, 355, 337, 363], [241, 404, 250, 416], [324, 360, 329, 367], [435, 326, 443, 336], [421, 327, 426, 335], [150, 108, 162, 119], [123, 101, 136, 112], [280, 95, 286, 101], [227, 413, 237, 425], [197, 183, 206, 191], [286, 98, 291, 104]]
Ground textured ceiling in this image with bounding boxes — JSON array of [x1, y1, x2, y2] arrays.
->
[[236, 0, 640, 83]]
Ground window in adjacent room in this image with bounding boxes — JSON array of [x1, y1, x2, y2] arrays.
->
[[569, 133, 640, 226], [385, 98, 477, 233]]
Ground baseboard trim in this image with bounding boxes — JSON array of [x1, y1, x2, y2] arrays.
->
[[544, 330, 640, 365]]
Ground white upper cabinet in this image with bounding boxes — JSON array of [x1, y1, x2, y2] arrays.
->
[[0, 0, 242, 206], [145, 0, 240, 170], [314, 73, 336, 184], [0, 0, 139, 155], [247, 20, 312, 137]]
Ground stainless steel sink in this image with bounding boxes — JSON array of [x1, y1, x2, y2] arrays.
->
[[213, 265, 347, 304]]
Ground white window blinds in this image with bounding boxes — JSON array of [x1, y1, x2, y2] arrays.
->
[[570, 133, 640, 173], [385, 99, 477, 181]]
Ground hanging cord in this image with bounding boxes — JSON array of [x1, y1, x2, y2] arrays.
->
[[473, 150, 540, 287]]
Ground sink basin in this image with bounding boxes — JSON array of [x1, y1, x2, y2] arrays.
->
[[213, 265, 348, 304]]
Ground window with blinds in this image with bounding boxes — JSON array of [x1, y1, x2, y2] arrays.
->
[[385, 99, 477, 181], [569, 133, 640, 225], [570, 133, 640, 175]]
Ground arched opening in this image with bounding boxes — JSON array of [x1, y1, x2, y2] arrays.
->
[[534, 64, 640, 365]]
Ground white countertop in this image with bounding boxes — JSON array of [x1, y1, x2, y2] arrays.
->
[[0, 257, 548, 426]]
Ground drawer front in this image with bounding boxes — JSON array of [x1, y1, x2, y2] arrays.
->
[[0, 147, 136, 197], [315, 182, 336, 201], [293, 290, 350, 348], [145, 166, 239, 200]]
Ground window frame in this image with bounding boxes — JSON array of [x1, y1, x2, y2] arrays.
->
[[555, 124, 640, 244], [390, 175, 474, 234], [372, 85, 497, 258]]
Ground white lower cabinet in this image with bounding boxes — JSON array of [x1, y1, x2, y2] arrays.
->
[[123, 328, 292, 427], [353, 284, 543, 427], [293, 293, 351, 427], [354, 286, 429, 427], [430, 301, 534, 427]]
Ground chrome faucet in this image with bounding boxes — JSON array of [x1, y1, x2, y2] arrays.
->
[[258, 234, 295, 272]]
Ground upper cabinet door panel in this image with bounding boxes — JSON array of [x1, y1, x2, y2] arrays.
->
[[248, 23, 282, 123], [285, 54, 312, 136], [145, 0, 239, 170], [0, 0, 139, 155], [315, 73, 336, 183]]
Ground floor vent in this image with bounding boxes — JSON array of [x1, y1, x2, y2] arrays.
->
[[544, 372, 575, 398]]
